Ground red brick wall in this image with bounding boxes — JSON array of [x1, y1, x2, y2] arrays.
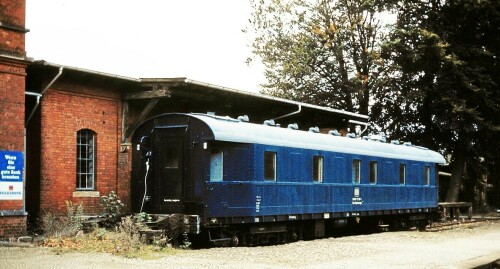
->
[[117, 149, 132, 210], [0, 0, 26, 55], [0, 0, 27, 240], [0, 61, 25, 152], [0, 215, 27, 240], [0, 0, 25, 27], [0, 60, 27, 240], [39, 80, 123, 215]]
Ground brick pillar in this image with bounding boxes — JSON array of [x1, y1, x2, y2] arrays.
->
[[0, 0, 29, 240]]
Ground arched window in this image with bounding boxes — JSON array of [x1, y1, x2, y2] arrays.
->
[[76, 129, 95, 190]]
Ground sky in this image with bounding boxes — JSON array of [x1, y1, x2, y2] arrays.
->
[[25, 0, 266, 93]]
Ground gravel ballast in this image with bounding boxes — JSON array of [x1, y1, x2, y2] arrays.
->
[[1, 221, 499, 269]]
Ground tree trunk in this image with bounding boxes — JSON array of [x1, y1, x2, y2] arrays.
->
[[445, 140, 466, 202]]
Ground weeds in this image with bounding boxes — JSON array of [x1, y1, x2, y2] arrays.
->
[[41, 201, 84, 238], [39, 196, 187, 258]]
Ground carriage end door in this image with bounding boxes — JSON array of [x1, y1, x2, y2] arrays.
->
[[154, 129, 186, 213]]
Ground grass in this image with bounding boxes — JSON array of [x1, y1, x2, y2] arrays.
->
[[40, 228, 181, 259], [39, 201, 184, 259]]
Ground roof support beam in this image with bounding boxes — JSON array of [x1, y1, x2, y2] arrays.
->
[[123, 85, 171, 100], [122, 98, 160, 144]]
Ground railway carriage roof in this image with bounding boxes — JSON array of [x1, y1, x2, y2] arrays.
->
[[190, 114, 446, 164]]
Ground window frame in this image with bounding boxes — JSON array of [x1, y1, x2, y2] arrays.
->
[[313, 155, 324, 183], [399, 164, 406, 185], [264, 151, 277, 181], [76, 129, 96, 190], [210, 149, 223, 181], [352, 159, 361, 184], [369, 161, 377, 184], [424, 165, 431, 185], [435, 164, 440, 187]]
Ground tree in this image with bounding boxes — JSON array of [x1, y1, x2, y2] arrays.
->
[[248, 0, 500, 206], [378, 0, 500, 202], [248, 0, 390, 115]]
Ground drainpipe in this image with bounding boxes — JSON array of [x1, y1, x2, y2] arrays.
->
[[41, 66, 64, 95], [273, 104, 302, 121], [25, 66, 63, 127], [23, 66, 63, 213], [348, 119, 369, 137], [25, 92, 42, 127]]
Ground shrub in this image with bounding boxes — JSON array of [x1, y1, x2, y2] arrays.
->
[[99, 191, 125, 227]]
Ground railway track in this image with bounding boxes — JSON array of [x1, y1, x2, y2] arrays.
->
[[425, 216, 500, 232]]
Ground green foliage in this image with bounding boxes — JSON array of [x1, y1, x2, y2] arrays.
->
[[248, 0, 500, 206], [248, 0, 393, 115], [99, 191, 125, 227], [373, 0, 500, 202]]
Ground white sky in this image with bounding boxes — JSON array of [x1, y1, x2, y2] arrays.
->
[[25, 0, 266, 93]]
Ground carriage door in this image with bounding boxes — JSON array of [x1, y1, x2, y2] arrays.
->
[[155, 128, 186, 213]]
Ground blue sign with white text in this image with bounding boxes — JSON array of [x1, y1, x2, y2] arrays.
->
[[0, 151, 23, 182]]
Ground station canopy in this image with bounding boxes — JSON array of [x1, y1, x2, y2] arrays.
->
[[26, 61, 369, 136]]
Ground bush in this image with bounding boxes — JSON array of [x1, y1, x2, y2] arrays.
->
[[99, 191, 125, 227]]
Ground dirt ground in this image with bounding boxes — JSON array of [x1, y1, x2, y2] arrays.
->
[[1, 221, 500, 269]]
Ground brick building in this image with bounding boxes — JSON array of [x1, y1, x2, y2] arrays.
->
[[1, 0, 367, 240], [25, 63, 139, 219], [0, 0, 30, 239]]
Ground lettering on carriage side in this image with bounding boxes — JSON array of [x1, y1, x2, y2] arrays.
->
[[352, 187, 363, 205], [164, 199, 180, 202], [255, 195, 261, 213]]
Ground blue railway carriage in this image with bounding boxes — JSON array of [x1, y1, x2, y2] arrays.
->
[[131, 113, 446, 246]]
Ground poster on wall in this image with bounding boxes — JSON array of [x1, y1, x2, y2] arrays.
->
[[0, 151, 24, 200]]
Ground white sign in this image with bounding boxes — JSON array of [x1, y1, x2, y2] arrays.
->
[[0, 151, 24, 200]]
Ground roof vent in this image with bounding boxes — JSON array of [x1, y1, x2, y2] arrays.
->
[[263, 119, 276, 126], [346, 133, 356, 138], [207, 112, 216, 116], [363, 136, 370, 140], [367, 133, 387, 143], [237, 115, 249, 122], [403, 142, 412, 146], [328, 130, 340, 136], [391, 140, 400, 145], [288, 123, 299, 130], [309, 127, 320, 133]]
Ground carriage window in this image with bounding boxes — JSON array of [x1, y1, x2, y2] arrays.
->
[[369, 161, 377, 184], [76, 129, 95, 190], [264, 151, 276, 181], [352, 159, 361, 184], [313, 156, 324, 183], [399, 164, 406, 185], [424, 166, 431, 185], [210, 149, 223, 181], [435, 164, 440, 187], [165, 150, 180, 168]]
